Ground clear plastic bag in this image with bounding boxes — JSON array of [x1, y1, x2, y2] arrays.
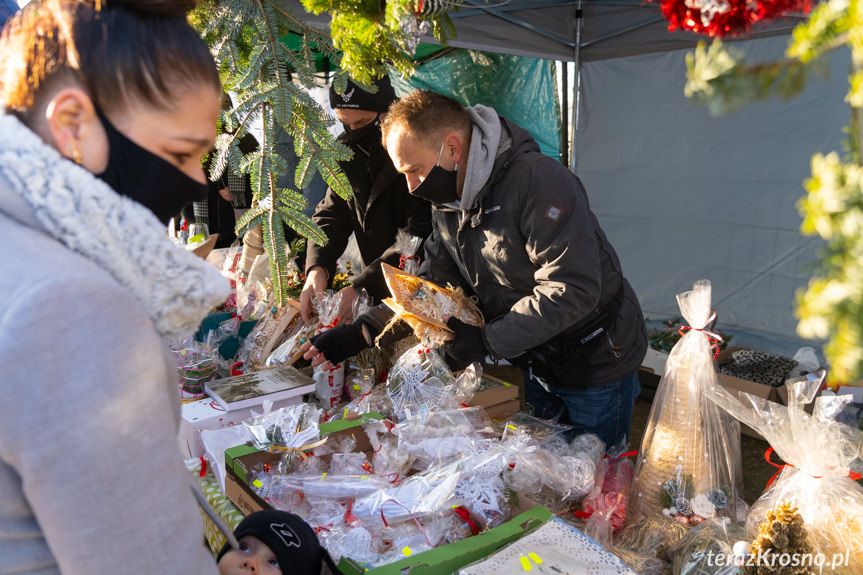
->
[[667, 518, 745, 575], [378, 263, 484, 348], [313, 290, 346, 410], [396, 407, 492, 470], [628, 280, 742, 542], [582, 455, 635, 548], [570, 432, 607, 467], [450, 362, 484, 406], [328, 436, 372, 476], [707, 369, 863, 572], [386, 345, 456, 421], [173, 339, 219, 399], [243, 403, 321, 455], [501, 447, 596, 503], [395, 229, 423, 276], [365, 419, 413, 483]]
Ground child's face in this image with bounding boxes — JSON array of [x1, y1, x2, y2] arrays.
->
[[218, 535, 282, 575]]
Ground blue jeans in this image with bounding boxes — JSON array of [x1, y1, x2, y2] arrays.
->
[[523, 370, 640, 452]]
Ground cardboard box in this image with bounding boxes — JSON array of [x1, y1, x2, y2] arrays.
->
[[717, 372, 778, 440], [337, 506, 553, 575], [468, 374, 519, 409], [178, 395, 304, 458], [483, 398, 521, 422]]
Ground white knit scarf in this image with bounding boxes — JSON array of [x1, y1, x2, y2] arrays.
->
[[0, 112, 230, 342]]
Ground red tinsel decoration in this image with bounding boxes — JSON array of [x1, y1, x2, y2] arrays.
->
[[656, 0, 812, 37]]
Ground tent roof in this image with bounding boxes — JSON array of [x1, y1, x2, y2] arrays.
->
[[281, 0, 808, 62], [0, 0, 18, 27]]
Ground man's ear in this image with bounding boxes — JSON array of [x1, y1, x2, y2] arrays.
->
[[444, 133, 465, 167], [44, 88, 106, 172]]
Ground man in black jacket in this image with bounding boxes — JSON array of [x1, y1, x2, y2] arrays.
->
[[300, 76, 432, 324], [303, 90, 647, 450]]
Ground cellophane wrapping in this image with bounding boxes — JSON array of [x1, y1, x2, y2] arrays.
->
[[379, 263, 484, 348], [707, 369, 863, 573], [500, 420, 597, 514], [312, 290, 345, 410], [667, 518, 745, 575], [173, 338, 219, 399], [395, 229, 423, 276], [386, 345, 457, 421], [623, 280, 742, 557], [583, 454, 635, 548]]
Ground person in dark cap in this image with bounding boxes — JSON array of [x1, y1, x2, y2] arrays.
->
[[218, 510, 341, 575], [299, 75, 432, 325]]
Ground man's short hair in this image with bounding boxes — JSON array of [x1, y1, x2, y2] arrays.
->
[[381, 90, 470, 148]]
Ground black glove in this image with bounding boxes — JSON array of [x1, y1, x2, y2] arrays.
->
[[443, 317, 488, 371], [309, 321, 372, 366]]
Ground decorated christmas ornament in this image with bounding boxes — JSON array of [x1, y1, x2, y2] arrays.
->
[[653, 0, 812, 37]]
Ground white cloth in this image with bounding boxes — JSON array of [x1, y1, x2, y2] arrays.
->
[[0, 112, 224, 575], [458, 519, 637, 574]]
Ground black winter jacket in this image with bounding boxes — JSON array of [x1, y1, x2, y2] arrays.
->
[[305, 130, 432, 302], [366, 114, 647, 389]]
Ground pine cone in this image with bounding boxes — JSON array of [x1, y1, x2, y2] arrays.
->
[[675, 497, 693, 516]]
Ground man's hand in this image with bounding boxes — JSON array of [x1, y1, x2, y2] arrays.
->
[[443, 317, 488, 371], [218, 187, 232, 202], [301, 322, 372, 369], [300, 266, 328, 324], [336, 285, 358, 324]]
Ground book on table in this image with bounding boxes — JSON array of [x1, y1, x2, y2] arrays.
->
[[204, 366, 315, 411]]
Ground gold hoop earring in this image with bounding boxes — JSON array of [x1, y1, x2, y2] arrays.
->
[[65, 144, 82, 165]]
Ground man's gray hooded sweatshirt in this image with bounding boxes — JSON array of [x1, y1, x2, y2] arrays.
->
[[366, 105, 647, 388]]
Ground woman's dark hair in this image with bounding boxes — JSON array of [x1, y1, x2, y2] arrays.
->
[[0, 0, 219, 117]]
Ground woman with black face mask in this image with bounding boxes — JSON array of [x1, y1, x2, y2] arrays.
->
[[0, 2, 231, 573], [299, 76, 433, 326]]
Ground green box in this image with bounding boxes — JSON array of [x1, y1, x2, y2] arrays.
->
[[337, 506, 553, 575]]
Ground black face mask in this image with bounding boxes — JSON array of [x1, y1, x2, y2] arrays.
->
[[410, 141, 459, 205], [342, 113, 381, 155], [95, 107, 209, 225]]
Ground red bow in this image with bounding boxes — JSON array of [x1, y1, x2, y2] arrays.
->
[[764, 447, 862, 489]]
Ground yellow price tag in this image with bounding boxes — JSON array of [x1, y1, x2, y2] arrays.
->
[[528, 553, 543, 564], [402, 547, 412, 556], [354, 384, 361, 390], [520, 556, 532, 571], [506, 424, 517, 430], [252, 479, 263, 488]]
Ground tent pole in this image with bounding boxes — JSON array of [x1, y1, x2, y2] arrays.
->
[[570, 0, 583, 172], [560, 62, 569, 167]]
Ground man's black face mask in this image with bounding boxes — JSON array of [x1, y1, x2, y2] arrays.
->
[[343, 113, 382, 154], [409, 140, 459, 205]]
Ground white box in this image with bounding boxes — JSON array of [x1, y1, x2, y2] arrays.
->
[[641, 348, 669, 375], [178, 395, 302, 458]]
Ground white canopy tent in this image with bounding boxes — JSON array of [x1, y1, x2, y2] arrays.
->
[[283, 0, 845, 357]]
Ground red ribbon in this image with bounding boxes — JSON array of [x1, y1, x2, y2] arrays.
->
[[318, 316, 340, 332], [399, 254, 420, 269], [379, 499, 433, 546], [344, 501, 360, 527], [452, 505, 481, 536], [764, 447, 862, 489], [199, 456, 207, 478], [605, 450, 637, 459], [678, 309, 723, 358], [230, 361, 244, 376]]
